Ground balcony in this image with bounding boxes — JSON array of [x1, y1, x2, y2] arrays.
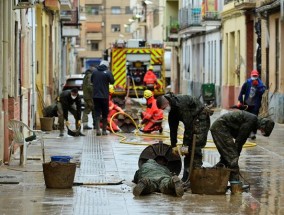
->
[[179, 7, 202, 28], [86, 32, 103, 41], [85, 14, 103, 22], [85, 0, 103, 4], [60, 11, 72, 21], [179, 7, 205, 34], [60, 0, 72, 10], [234, 0, 256, 10], [60, 10, 79, 24], [202, 11, 221, 21]]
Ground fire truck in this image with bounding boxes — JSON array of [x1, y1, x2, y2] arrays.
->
[[110, 39, 166, 99]]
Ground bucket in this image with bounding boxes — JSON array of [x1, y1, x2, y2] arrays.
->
[[190, 167, 231, 195], [50, 156, 72, 163], [40, 117, 54, 131], [230, 181, 243, 194], [42, 162, 76, 189]]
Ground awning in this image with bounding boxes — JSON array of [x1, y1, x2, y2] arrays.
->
[[86, 22, 102, 33]]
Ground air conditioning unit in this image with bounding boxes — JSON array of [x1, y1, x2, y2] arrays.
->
[[14, 0, 35, 9]]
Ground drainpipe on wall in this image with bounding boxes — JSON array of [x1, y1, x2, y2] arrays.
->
[[0, 0, 4, 163], [31, 8, 36, 129], [3, 0, 9, 162]]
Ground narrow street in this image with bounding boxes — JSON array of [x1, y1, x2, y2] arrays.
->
[[0, 109, 283, 215]]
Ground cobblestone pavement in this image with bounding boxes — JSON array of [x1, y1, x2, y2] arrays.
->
[[0, 109, 283, 215]]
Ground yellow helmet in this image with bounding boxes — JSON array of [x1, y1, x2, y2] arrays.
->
[[109, 85, 114, 94], [144, 90, 153, 99], [148, 65, 153, 70]]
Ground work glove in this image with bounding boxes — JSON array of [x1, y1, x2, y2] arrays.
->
[[66, 121, 70, 127], [77, 120, 81, 127], [171, 146, 180, 156]]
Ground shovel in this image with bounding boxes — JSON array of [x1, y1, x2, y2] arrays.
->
[[73, 180, 124, 186], [185, 134, 196, 184]]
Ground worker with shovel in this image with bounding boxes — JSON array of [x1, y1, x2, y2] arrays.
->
[[156, 92, 213, 182], [210, 110, 274, 182]]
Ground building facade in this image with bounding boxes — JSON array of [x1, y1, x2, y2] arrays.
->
[[0, 0, 76, 164], [256, 0, 284, 123], [77, 0, 133, 72]]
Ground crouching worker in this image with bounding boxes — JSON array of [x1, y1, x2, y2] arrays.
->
[[210, 110, 274, 182], [133, 159, 184, 197], [140, 90, 163, 133], [57, 88, 82, 137], [107, 85, 124, 132]]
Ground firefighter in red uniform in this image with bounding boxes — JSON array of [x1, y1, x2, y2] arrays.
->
[[143, 65, 157, 91], [140, 90, 163, 133], [106, 85, 124, 132]]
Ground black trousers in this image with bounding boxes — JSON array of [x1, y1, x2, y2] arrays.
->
[[93, 98, 109, 120]]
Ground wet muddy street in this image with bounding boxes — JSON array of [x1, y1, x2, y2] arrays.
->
[[0, 110, 283, 215]]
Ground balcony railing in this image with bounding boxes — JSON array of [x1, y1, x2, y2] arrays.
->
[[60, 0, 72, 10], [179, 7, 202, 29], [202, 11, 220, 21], [60, 10, 79, 24]]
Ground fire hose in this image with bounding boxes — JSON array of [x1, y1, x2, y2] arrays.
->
[[108, 111, 256, 148]]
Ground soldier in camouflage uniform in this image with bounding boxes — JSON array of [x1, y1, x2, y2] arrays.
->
[[82, 66, 95, 129], [133, 159, 184, 197], [210, 110, 274, 181], [156, 92, 213, 182]]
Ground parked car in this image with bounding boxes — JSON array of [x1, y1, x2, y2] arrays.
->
[[62, 74, 85, 109]]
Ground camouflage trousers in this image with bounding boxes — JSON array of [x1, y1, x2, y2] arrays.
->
[[210, 121, 241, 181], [82, 98, 95, 125], [133, 159, 177, 195], [57, 102, 80, 132]]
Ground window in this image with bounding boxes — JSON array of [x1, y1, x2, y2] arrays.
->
[[111, 24, 121, 32], [125, 6, 132, 14], [111, 7, 121, 14], [153, 9, 159, 27], [85, 5, 100, 15], [88, 40, 99, 51]]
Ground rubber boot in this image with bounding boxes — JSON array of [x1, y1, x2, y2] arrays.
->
[[102, 118, 108, 135], [95, 117, 101, 136], [83, 122, 92, 130]]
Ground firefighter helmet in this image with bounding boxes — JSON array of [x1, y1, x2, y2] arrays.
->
[[109, 85, 114, 94], [144, 90, 153, 99], [148, 65, 153, 70]]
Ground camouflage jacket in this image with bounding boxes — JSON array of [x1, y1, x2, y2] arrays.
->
[[210, 110, 258, 146], [165, 93, 205, 146], [82, 70, 93, 100]]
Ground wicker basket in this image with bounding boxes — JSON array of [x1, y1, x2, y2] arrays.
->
[[43, 162, 76, 189]]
